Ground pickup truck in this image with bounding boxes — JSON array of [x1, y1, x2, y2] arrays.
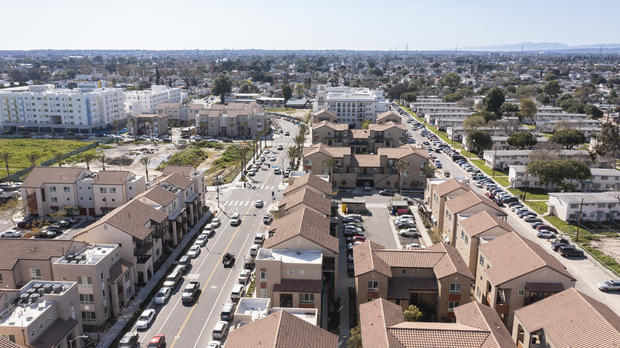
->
[[182, 281, 201, 304]]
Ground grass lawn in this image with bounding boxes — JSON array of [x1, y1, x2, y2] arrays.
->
[[545, 215, 580, 236], [580, 243, 620, 276], [493, 176, 510, 187], [507, 187, 549, 200], [0, 138, 95, 176], [157, 146, 208, 170], [526, 201, 548, 215]]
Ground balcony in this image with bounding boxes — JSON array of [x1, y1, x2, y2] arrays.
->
[[137, 254, 152, 264], [134, 241, 153, 257]]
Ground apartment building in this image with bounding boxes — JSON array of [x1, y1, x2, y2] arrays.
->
[[21, 168, 145, 217], [161, 165, 206, 202], [353, 241, 473, 321], [447, 124, 531, 142], [424, 177, 447, 208], [283, 174, 332, 198], [277, 186, 333, 218], [475, 232, 576, 329], [509, 165, 620, 191], [311, 121, 407, 153], [52, 244, 134, 326], [548, 191, 620, 222], [0, 281, 83, 348], [534, 112, 590, 122], [482, 149, 593, 171], [232, 297, 318, 328], [512, 288, 620, 348], [195, 102, 270, 138], [311, 109, 338, 124], [359, 298, 513, 348], [127, 113, 169, 136], [433, 116, 473, 131], [303, 144, 428, 189], [255, 249, 323, 317], [225, 310, 337, 348], [535, 118, 602, 135], [428, 178, 471, 231], [155, 102, 189, 125], [313, 86, 388, 127], [376, 110, 402, 124], [124, 85, 182, 115], [462, 136, 548, 152], [454, 211, 513, 277], [442, 191, 506, 246], [0, 85, 125, 134]]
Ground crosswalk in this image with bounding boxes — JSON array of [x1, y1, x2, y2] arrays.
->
[[246, 182, 278, 190], [221, 199, 274, 207]]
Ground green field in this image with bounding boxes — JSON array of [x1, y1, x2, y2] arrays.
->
[[525, 201, 548, 215], [507, 187, 550, 200], [0, 139, 95, 176], [157, 146, 209, 170]]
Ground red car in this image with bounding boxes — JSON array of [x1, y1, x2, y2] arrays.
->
[[148, 335, 166, 348]]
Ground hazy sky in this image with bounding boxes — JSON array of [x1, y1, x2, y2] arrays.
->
[[4, 0, 619, 50]]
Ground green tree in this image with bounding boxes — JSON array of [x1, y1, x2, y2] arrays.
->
[[400, 92, 417, 102], [549, 128, 587, 149], [595, 122, 620, 168], [443, 93, 463, 102], [463, 114, 487, 131], [140, 156, 151, 183], [558, 95, 585, 113], [466, 130, 493, 154], [500, 102, 519, 116], [361, 119, 371, 130], [282, 84, 293, 102], [543, 80, 562, 96], [0, 152, 11, 176], [482, 87, 505, 116], [403, 305, 423, 322], [212, 74, 232, 103], [346, 325, 362, 348], [585, 104, 603, 119], [294, 83, 305, 97], [97, 153, 107, 171], [421, 163, 436, 178], [83, 152, 96, 171], [520, 98, 538, 122], [442, 72, 461, 88], [507, 132, 538, 149], [286, 147, 299, 168], [26, 152, 41, 168], [526, 159, 591, 188], [394, 159, 408, 194]]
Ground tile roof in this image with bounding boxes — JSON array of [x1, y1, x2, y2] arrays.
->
[[453, 301, 514, 348], [433, 178, 471, 197], [283, 174, 332, 197], [144, 185, 177, 206], [480, 232, 575, 285], [313, 121, 348, 131], [22, 167, 86, 188], [162, 165, 194, 177], [109, 258, 133, 283], [224, 309, 337, 348], [460, 211, 513, 237], [377, 144, 427, 160], [312, 109, 338, 120], [387, 322, 490, 348], [162, 172, 193, 190], [0, 239, 86, 270], [368, 122, 406, 131], [0, 337, 23, 348], [351, 129, 370, 139], [30, 318, 79, 348], [353, 241, 392, 277], [265, 207, 338, 253], [278, 186, 331, 216], [445, 191, 504, 216], [92, 171, 133, 185], [427, 242, 474, 279], [359, 298, 405, 348], [352, 154, 381, 167], [303, 144, 351, 158], [514, 288, 620, 348], [376, 110, 402, 122]]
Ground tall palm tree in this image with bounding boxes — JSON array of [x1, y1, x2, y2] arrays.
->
[[26, 153, 41, 168], [0, 152, 11, 176], [322, 158, 338, 190], [97, 153, 107, 171], [83, 152, 96, 171], [241, 121, 248, 143], [394, 159, 408, 195], [140, 156, 151, 183], [287, 147, 298, 168]]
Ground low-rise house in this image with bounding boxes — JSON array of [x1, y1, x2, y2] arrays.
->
[[442, 191, 506, 246], [353, 241, 473, 321], [475, 232, 576, 329], [283, 173, 332, 198], [195, 102, 270, 138], [447, 124, 531, 142], [92, 171, 145, 216], [548, 191, 620, 222], [462, 136, 548, 152], [311, 121, 406, 152], [277, 186, 333, 218], [454, 211, 513, 277], [512, 288, 620, 348], [311, 109, 338, 124], [509, 165, 620, 191], [376, 110, 402, 124], [535, 118, 601, 135], [155, 102, 189, 126], [0, 281, 83, 348], [429, 178, 471, 232], [423, 177, 447, 208], [127, 113, 169, 136], [224, 309, 337, 348], [482, 149, 593, 171]]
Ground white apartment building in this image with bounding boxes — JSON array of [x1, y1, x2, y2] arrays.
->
[[509, 165, 620, 191], [535, 118, 602, 135], [313, 86, 388, 127], [433, 115, 473, 131], [483, 149, 593, 171], [0, 85, 125, 133], [548, 191, 620, 222], [534, 112, 589, 122], [124, 85, 182, 115]]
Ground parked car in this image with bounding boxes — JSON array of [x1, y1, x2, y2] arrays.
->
[[1, 230, 23, 238], [379, 189, 394, 196], [255, 200, 264, 208], [597, 279, 620, 292], [400, 228, 419, 237], [524, 216, 542, 223], [119, 332, 139, 348], [263, 213, 273, 224], [212, 321, 229, 340], [559, 245, 585, 258], [195, 234, 208, 247], [211, 218, 221, 228], [154, 287, 172, 304], [551, 238, 571, 251], [187, 245, 201, 258], [207, 341, 222, 348], [535, 225, 557, 233], [147, 335, 166, 348], [231, 284, 245, 300], [537, 231, 555, 239], [238, 269, 251, 284], [136, 309, 156, 330]]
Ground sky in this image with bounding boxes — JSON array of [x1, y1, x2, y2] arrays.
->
[[3, 0, 620, 51]]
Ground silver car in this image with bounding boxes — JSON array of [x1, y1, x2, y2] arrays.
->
[[597, 279, 620, 292]]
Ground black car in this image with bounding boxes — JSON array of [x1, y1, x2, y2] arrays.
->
[[379, 189, 394, 196], [551, 239, 571, 252], [559, 245, 585, 258]]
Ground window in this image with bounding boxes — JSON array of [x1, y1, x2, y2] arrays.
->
[[299, 269, 304, 276], [259, 289, 267, 298], [0, 274, 3, 283], [49, 186, 56, 192], [448, 301, 460, 312], [63, 186, 71, 192], [77, 276, 92, 285], [30, 269, 42, 280], [476, 286, 481, 298], [287, 269, 293, 275], [110, 188, 116, 193], [79, 294, 94, 304], [99, 188, 107, 193], [0, 334, 16, 343], [299, 293, 315, 304], [81, 312, 96, 321], [479, 255, 485, 267], [518, 289, 525, 296], [367, 280, 379, 292], [450, 283, 462, 294]]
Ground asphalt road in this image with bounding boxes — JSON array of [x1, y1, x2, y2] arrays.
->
[[398, 107, 620, 314], [131, 120, 299, 347]]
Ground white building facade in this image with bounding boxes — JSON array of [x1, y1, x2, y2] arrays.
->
[[124, 85, 182, 115], [548, 191, 620, 222], [313, 86, 388, 127]]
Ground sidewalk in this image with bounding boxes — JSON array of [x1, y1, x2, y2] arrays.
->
[[95, 212, 211, 348], [412, 205, 433, 247]]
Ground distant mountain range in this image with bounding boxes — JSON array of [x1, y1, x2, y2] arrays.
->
[[462, 42, 620, 52]]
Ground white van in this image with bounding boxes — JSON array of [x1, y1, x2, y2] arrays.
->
[[212, 321, 229, 340], [162, 265, 184, 288], [250, 244, 259, 257]]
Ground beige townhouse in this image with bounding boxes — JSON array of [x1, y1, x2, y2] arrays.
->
[[376, 110, 402, 124], [442, 191, 506, 246], [311, 121, 406, 153], [311, 109, 338, 124], [92, 171, 145, 216], [195, 102, 270, 138], [283, 174, 332, 197], [429, 178, 471, 231], [277, 186, 333, 218]]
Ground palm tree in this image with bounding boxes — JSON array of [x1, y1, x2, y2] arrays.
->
[[97, 153, 107, 171], [0, 152, 11, 176], [140, 156, 151, 183], [241, 121, 248, 143], [422, 163, 436, 178], [394, 159, 408, 195], [83, 152, 96, 171], [287, 147, 298, 168], [322, 158, 338, 190], [26, 153, 41, 168]]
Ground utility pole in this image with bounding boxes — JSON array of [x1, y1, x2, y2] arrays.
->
[[575, 198, 584, 241]]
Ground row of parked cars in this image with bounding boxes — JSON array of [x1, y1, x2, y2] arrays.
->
[[2, 216, 80, 239], [344, 214, 366, 277]]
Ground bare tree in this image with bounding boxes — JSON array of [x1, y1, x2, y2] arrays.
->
[[0, 152, 11, 176], [26, 153, 41, 168]]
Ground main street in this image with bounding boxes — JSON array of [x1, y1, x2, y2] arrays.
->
[[131, 119, 300, 347], [398, 106, 620, 314]]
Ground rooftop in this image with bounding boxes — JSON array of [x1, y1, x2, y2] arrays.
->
[[256, 249, 322, 264], [0, 281, 74, 328], [549, 191, 620, 204], [55, 244, 117, 266]]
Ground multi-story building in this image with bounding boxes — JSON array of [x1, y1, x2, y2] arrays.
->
[[447, 124, 531, 142], [428, 179, 471, 231], [535, 118, 602, 135], [313, 86, 388, 127], [277, 186, 333, 218], [482, 149, 594, 171], [0, 85, 125, 134], [509, 165, 620, 191], [303, 144, 428, 189], [353, 241, 473, 321], [548, 191, 620, 222], [124, 85, 182, 115], [52, 244, 135, 327], [311, 121, 407, 153], [375, 110, 402, 124], [21, 168, 145, 217], [0, 280, 83, 348], [512, 288, 620, 348], [311, 109, 338, 124], [155, 102, 189, 126], [475, 232, 575, 329], [283, 174, 332, 198], [127, 113, 169, 136], [195, 102, 270, 138]]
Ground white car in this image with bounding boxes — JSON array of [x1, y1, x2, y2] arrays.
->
[[136, 309, 156, 330], [207, 341, 222, 348], [400, 228, 419, 237], [195, 234, 208, 247], [211, 218, 221, 228], [1, 230, 23, 238], [255, 200, 264, 208], [230, 213, 241, 226], [277, 144, 284, 150], [154, 287, 171, 304], [231, 284, 245, 300], [212, 321, 229, 340], [187, 245, 201, 258], [238, 269, 251, 284], [250, 244, 260, 257]]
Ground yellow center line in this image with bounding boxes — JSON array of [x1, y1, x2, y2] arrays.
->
[[169, 202, 254, 348]]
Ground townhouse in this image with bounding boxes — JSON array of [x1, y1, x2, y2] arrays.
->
[[375, 110, 402, 124], [534, 112, 590, 122], [548, 191, 620, 223], [283, 173, 332, 197], [0, 281, 83, 348], [509, 165, 620, 191], [482, 149, 593, 171], [353, 241, 473, 321], [127, 113, 169, 136], [475, 232, 576, 329], [442, 190, 507, 246], [195, 102, 270, 138], [311, 109, 338, 124], [462, 136, 548, 152], [311, 121, 407, 153], [21, 167, 145, 217], [447, 124, 532, 142], [277, 186, 333, 218], [512, 288, 620, 348], [359, 298, 513, 348], [428, 178, 471, 232], [303, 144, 428, 190], [154, 102, 189, 126]]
